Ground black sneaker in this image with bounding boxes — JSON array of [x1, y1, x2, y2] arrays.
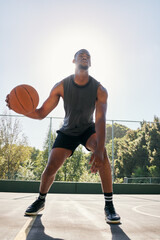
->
[[25, 198, 45, 216], [104, 203, 120, 224]]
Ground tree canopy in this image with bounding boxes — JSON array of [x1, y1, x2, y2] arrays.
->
[[0, 114, 159, 183]]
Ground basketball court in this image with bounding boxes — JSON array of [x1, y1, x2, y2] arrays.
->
[[0, 193, 160, 240]]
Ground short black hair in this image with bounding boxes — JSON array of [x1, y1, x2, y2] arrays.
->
[[74, 49, 90, 59]]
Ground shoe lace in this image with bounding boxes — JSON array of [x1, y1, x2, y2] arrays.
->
[[32, 198, 44, 206]]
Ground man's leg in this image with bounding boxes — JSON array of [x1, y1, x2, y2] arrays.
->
[[85, 134, 120, 224], [40, 148, 72, 193], [25, 148, 72, 215], [85, 133, 112, 192]]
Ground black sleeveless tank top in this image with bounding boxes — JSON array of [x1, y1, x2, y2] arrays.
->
[[59, 74, 100, 136]]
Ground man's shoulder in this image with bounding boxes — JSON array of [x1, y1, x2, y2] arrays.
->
[[89, 75, 100, 86], [50, 80, 64, 97], [97, 85, 108, 101], [89, 75, 107, 93], [90, 76, 108, 100]]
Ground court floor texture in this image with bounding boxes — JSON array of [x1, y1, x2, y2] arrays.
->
[[0, 193, 160, 240]]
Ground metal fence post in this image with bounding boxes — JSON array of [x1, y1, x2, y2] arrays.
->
[[124, 177, 128, 183], [112, 120, 114, 183]]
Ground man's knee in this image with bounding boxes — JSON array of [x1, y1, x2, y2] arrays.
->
[[42, 158, 59, 177], [86, 133, 97, 151], [43, 164, 57, 177]]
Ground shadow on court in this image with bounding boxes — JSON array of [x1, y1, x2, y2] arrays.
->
[[1, 193, 159, 240], [26, 215, 64, 240], [26, 214, 131, 240], [110, 224, 131, 240]]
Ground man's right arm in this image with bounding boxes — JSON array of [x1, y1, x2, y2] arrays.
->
[[6, 81, 63, 120]]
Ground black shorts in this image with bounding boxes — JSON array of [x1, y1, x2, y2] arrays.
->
[[52, 125, 96, 156]]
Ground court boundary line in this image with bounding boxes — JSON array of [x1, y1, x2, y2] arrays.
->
[[132, 203, 160, 218], [13, 216, 36, 240]]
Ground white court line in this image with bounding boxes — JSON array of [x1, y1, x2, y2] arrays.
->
[[14, 216, 36, 240], [132, 203, 160, 219]]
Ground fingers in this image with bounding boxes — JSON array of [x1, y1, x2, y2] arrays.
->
[[89, 153, 94, 164], [90, 160, 102, 173], [90, 158, 104, 173], [89, 154, 98, 173], [89, 151, 104, 173], [5, 94, 11, 109], [5, 94, 9, 103], [90, 164, 98, 173]]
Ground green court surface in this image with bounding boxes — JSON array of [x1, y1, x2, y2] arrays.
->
[[0, 193, 160, 240]]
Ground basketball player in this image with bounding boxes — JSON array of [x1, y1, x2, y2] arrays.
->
[[6, 49, 120, 224]]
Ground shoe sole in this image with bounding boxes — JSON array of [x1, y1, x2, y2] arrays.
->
[[25, 206, 45, 216], [106, 219, 121, 224], [105, 216, 121, 224]]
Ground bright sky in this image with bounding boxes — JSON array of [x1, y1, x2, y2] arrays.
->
[[1, 0, 160, 149]]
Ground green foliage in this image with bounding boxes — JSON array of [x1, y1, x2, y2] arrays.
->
[[55, 148, 101, 182], [32, 128, 57, 180], [106, 123, 129, 143], [79, 170, 100, 182], [110, 117, 160, 179], [0, 114, 160, 182], [0, 115, 31, 179]]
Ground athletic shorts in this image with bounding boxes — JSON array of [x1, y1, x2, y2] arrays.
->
[[52, 125, 96, 156]]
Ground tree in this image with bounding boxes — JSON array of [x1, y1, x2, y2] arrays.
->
[[147, 117, 160, 177], [15, 146, 37, 180], [55, 145, 86, 182], [16, 147, 42, 180], [106, 123, 129, 144], [112, 117, 160, 181], [1, 113, 159, 182], [0, 114, 31, 179], [32, 127, 57, 180]]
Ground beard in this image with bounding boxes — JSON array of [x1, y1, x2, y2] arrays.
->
[[78, 64, 89, 70]]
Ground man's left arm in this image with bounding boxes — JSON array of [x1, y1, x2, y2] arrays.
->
[[90, 85, 108, 173]]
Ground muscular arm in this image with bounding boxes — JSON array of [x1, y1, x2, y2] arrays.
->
[[90, 85, 108, 173], [6, 81, 63, 120], [95, 85, 108, 151], [25, 81, 63, 119]]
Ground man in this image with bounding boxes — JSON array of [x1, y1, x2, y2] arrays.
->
[[6, 49, 120, 224]]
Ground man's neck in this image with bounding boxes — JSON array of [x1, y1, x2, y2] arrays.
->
[[74, 69, 89, 85]]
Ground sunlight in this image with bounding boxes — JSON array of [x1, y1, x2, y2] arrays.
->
[[43, 25, 115, 86], [33, 24, 117, 120]]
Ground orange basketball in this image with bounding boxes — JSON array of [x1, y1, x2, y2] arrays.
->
[[9, 84, 39, 114]]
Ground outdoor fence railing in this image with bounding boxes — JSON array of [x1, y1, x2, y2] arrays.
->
[[0, 114, 159, 183], [124, 177, 160, 184]]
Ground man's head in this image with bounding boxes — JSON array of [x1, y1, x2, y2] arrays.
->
[[73, 49, 91, 70]]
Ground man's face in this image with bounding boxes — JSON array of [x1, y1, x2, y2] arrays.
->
[[73, 50, 91, 70]]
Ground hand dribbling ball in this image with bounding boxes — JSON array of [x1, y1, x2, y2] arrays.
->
[[9, 84, 39, 114]]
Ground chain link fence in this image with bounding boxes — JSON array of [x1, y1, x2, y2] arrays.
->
[[0, 114, 159, 183]]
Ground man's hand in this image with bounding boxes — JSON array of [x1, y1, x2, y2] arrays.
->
[[89, 150, 104, 173], [5, 94, 11, 109]]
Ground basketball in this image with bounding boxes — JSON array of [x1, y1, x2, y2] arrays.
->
[[9, 84, 39, 115]]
